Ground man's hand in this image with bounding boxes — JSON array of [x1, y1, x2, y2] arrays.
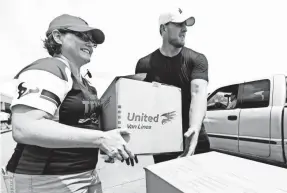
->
[[179, 127, 200, 157]]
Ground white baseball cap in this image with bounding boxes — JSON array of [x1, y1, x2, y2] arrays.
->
[[159, 7, 195, 27]]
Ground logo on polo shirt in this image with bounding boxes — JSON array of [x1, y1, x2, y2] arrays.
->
[[17, 82, 40, 99], [178, 8, 183, 14]]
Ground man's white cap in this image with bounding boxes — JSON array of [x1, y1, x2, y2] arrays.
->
[[159, 7, 195, 27]]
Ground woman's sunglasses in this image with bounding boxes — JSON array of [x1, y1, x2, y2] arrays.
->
[[58, 29, 97, 48]]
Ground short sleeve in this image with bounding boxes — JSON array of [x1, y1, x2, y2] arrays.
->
[[135, 60, 145, 74], [191, 54, 209, 82], [135, 55, 151, 74], [11, 68, 72, 116]]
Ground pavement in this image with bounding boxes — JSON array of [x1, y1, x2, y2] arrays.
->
[[0, 131, 154, 193]]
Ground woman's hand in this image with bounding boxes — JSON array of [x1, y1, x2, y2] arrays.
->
[[99, 128, 136, 162]]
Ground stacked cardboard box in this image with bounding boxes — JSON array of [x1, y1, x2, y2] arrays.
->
[[144, 151, 287, 193]]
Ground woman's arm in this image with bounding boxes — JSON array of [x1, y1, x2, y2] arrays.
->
[[12, 104, 105, 149], [12, 104, 135, 161]]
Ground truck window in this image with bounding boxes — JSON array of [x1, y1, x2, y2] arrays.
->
[[240, 79, 270, 109], [207, 84, 239, 111]]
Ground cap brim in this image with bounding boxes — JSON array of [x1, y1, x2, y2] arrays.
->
[[173, 16, 195, 26], [67, 26, 105, 44]]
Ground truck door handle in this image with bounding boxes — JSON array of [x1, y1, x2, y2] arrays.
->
[[228, 115, 237, 121]]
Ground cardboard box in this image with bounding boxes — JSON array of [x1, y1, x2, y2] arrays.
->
[[99, 76, 183, 155], [144, 151, 287, 193]]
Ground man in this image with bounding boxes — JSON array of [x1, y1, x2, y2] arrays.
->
[[135, 7, 210, 163], [227, 93, 237, 109]]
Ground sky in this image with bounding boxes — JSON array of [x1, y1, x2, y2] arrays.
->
[[0, 0, 287, 98]]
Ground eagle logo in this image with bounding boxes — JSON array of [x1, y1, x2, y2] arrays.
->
[[161, 111, 176, 125]]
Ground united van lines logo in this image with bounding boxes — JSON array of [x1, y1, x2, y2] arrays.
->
[[17, 82, 40, 99], [126, 111, 177, 130], [161, 111, 176, 125], [127, 111, 177, 125], [178, 8, 183, 14]]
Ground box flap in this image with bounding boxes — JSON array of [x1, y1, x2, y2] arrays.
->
[[118, 73, 147, 81], [100, 74, 147, 99]]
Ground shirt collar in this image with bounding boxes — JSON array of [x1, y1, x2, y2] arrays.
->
[[53, 55, 71, 70]]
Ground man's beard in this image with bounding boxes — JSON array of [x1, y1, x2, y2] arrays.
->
[[168, 38, 185, 48]]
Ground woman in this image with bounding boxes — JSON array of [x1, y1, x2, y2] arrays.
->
[[2, 14, 136, 193]]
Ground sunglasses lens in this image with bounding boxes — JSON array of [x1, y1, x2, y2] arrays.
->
[[76, 32, 89, 41], [79, 33, 97, 45], [59, 30, 97, 47]]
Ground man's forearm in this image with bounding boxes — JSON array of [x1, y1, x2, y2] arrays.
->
[[12, 116, 105, 149], [189, 86, 208, 132]]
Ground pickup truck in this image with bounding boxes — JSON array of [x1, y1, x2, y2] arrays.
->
[[204, 74, 287, 167]]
